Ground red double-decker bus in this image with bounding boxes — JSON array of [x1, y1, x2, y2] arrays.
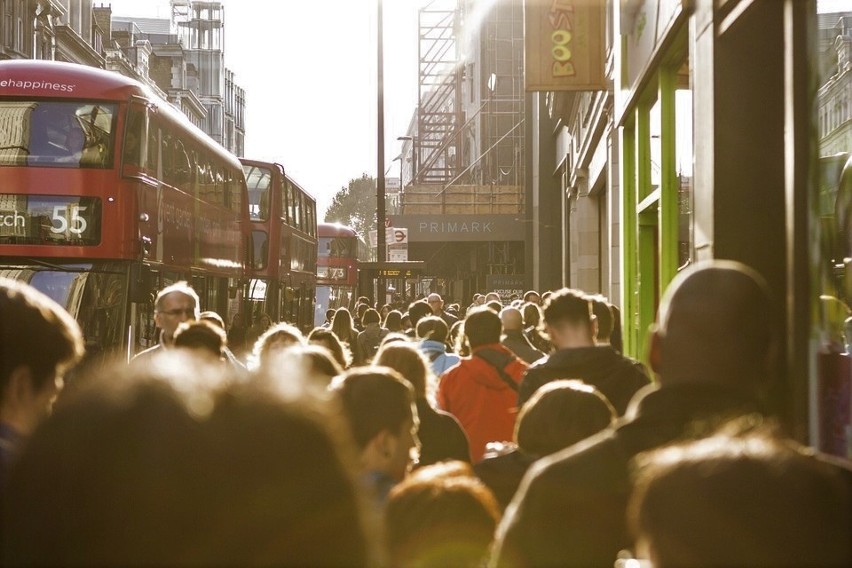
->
[[315, 222, 368, 327], [0, 60, 249, 361], [241, 159, 317, 332]]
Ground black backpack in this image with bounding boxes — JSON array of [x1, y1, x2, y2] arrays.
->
[[474, 348, 519, 392]]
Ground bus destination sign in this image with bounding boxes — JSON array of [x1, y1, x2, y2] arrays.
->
[[0, 195, 101, 245]]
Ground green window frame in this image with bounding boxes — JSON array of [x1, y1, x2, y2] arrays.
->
[[621, 42, 692, 360]]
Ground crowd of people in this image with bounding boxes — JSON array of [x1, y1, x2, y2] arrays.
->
[[1, 261, 850, 566]]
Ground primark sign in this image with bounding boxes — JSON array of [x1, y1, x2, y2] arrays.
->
[[388, 214, 525, 243]]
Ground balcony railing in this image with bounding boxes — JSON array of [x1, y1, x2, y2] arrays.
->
[[400, 184, 524, 215]]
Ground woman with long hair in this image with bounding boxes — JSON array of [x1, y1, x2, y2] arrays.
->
[[330, 308, 361, 364], [308, 327, 352, 369], [383, 309, 404, 333], [374, 342, 470, 467]]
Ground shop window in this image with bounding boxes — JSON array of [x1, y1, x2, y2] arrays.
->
[[621, 45, 692, 359]]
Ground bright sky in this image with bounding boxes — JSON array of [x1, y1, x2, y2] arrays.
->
[[106, 0, 426, 217], [819, 0, 851, 12]]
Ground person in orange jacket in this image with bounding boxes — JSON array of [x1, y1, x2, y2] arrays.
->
[[437, 307, 527, 462]]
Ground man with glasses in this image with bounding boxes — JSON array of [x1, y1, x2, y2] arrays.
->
[[133, 281, 200, 362], [427, 293, 458, 328]]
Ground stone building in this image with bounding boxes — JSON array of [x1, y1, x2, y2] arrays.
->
[[391, 0, 529, 304], [0, 0, 245, 156], [819, 12, 852, 157]]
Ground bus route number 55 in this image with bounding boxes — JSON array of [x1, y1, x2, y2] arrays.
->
[[51, 205, 88, 235]]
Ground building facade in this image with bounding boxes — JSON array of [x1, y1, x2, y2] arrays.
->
[[528, 0, 850, 455], [392, 0, 529, 305], [819, 13, 852, 157]]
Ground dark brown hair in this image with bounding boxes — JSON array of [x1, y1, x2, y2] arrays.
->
[[3, 353, 373, 566], [375, 342, 430, 399], [385, 461, 500, 568], [332, 367, 414, 450], [0, 278, 84, 395], [516, 380, 615, 456]]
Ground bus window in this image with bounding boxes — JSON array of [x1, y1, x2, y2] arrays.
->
[[145, 119, 159, 175], [248, 278, 269, 315], [280, 179, 289, 224], [214, 166, 225, 207], [160, 135, 184, 190], [185, 148, 197, 193], [229, 168, 243, 214], [319, 236, 354, 258], [77, 269, 127, 358], [0, 101, 116, 168], [123, 105, 144, 169], [160, 133, 172, 182], [286, 181, 296, 225], [244, 164, 271, 221], [252, 230, 268, 270], [76, 104, 115, 168], [307, 201, 316, 236], [173, 140, 193, 192], [293, 189, 302, 228], [195, 156, 206, 199]]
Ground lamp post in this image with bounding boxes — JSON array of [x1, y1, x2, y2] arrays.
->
[[390, 154, 401, 214], [486, 73, 497, 185], [397, 135, 416, 186], [377, 0, 386, 303]]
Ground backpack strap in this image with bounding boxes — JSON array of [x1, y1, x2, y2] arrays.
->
[[474, 347, 519, 392], [428, 350, 443, 363]]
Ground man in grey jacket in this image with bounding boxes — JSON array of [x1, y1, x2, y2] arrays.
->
[[500, 307, 544, 365]]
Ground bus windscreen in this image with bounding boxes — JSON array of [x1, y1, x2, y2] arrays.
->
[[0, 100, 117, 168]]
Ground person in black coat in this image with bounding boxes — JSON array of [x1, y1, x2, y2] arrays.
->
[[474, 379, 615, 510], [491, 261, 784, 568], [517, 289, 650, 414], [499, 307, 545, 365], [629, 422, 852, 568], [375, 342, 470, 466]]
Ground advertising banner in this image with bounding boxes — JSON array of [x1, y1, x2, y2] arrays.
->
[[388, 214, 525, 242], [524, 0, 607, 92], [486, 274, 528, 303]]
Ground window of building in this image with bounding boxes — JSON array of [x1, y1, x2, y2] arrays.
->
[[14, 0, 23, 52], [3, 1, 12, 50], [620, 32, 692, 358]]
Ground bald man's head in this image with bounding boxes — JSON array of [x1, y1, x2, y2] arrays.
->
[[500, 307, 524, 332], [651, 260, 776, 390]]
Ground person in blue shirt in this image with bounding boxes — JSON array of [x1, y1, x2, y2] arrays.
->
[[416, 316, 461, 375]]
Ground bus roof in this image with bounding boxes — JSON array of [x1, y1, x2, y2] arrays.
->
[[0, 59, 145, 100], [0, 60, 241, 171], [318, 222, 358, 238], [239, 158, 317, 202]]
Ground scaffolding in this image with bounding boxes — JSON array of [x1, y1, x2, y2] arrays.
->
[[416, 0, 463, 185], [481, 0, 525, 188]]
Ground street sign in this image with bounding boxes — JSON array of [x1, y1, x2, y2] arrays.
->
[[370, 228, 407, 247], [369, 229, 397, 247], [486, 274, 527, 303]]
